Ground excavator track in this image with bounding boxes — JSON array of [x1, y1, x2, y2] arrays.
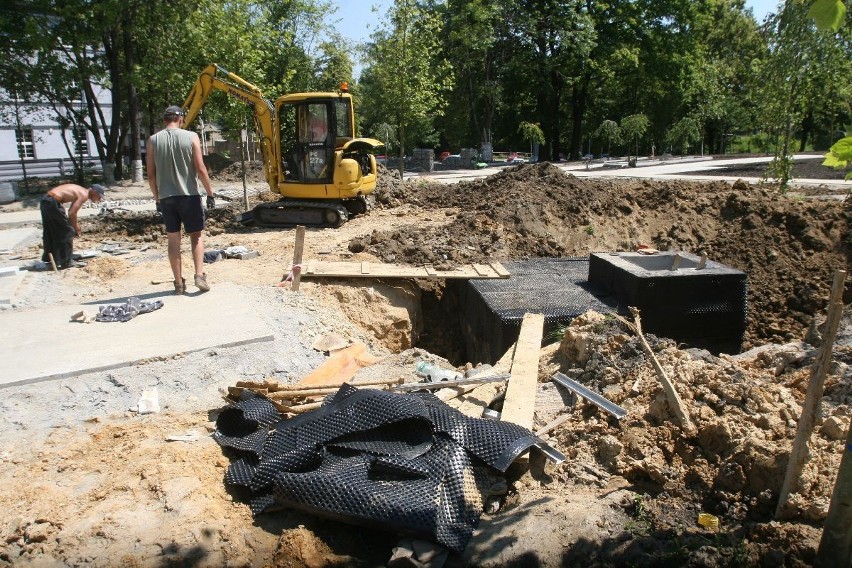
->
[[241, 199, 350, 228]]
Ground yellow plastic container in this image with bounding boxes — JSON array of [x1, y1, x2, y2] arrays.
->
[[698, 513, 719, 530]]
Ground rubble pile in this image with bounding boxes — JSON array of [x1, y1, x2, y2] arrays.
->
[[538, 310, 851, 565]]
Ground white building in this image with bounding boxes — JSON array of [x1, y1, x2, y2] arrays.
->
[[0, 85, 112, 183]]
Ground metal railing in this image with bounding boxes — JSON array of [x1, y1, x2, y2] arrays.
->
[[0, 158, 102, 183]]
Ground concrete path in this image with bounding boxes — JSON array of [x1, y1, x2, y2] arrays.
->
[[0, 201, 155, 227], [0, 267, 27, 306], [0, 282, 274, 388], [416, 154, 850, 190], [0, 227, 40, 251]]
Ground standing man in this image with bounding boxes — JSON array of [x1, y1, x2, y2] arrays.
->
[[40, 183, 105, 269], [146, 105, 215, 295]]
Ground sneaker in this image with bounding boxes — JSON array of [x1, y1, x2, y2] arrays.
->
[[174, 277, 186, 295], [60, 260, 87, 269], [194, 273, 210, 292]]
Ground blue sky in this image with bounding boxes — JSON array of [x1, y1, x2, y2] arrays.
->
[[328, 0, 781, 45]]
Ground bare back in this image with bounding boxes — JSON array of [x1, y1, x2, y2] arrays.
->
[[46, 184, 90, 205]]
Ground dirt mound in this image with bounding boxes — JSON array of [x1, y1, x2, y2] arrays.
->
[[363, 163, 851, 350], [539, 310, 851, 565], [203, 154, 267, 183]]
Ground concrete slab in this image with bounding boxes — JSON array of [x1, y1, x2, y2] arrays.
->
[[0, 268, 26, 305], [0, 282, 274, 388], [0, 227, 40, 252]]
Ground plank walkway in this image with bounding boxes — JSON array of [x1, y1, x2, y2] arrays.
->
[[301, 259, 510, 280]]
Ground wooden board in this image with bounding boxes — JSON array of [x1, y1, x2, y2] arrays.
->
[[500, 313, 545, 430], [446, 342, 517, 416], [295, 343, 382, 388], [301, 260, 510, 280]]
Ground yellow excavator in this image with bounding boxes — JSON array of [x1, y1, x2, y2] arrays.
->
[[182, 64, 383, 227]]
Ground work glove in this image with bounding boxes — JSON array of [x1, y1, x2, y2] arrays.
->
[[155, 200, 162, 214], [206, 195, 215, 210]]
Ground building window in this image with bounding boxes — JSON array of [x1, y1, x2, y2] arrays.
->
[[15, 127, 34, 159], [74, 125, 88, 155]]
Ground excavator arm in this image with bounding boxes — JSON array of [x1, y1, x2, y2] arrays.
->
[[181, 64, 279, 193]]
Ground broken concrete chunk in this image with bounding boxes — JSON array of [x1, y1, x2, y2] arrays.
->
[[70, 310, 96, 324], [310, 333, 350, 352], [137, 388, 160, 414]]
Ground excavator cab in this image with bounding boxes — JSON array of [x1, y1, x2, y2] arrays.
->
[[280, 100, 337, 183], [277, 94, 378, 191]]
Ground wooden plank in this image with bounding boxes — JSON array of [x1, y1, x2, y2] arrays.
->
[[295, 343, 382, 388], [300, 260, 507, 280], [472, 264, 491, 277], [500, 313, 545, 430], [446, 343, 517, 415], [489, 262, 511, 278]]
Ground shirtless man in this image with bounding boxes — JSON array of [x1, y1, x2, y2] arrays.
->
[[40, 183, 104, 269]]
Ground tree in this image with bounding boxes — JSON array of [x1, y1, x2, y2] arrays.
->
[[621, 113, 649, 158], [500, 0, 595, 162], [595, 119, 620, 158], [666, 116, 701, 155], [362, 0, 453, 176], [438, 0, 502, 158], [518, 121, 545, 160], [756, 0, 842, 188]]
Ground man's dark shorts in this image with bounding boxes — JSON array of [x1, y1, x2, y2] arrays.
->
[[160, 195, 205, 234]]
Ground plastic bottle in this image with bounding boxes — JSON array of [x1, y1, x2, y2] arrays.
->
[[415, 361, 462, 383]]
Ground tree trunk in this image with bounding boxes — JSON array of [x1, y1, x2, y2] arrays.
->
[[123, 20, 143, 182], [568, 75, 590, 161], [799, 109, 813, 153]]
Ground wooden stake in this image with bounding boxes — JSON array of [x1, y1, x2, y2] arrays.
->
[[283, 376, 402, 391], [268, 386, 354, 399], [776, 270, 846, 519], [48, 253, 58, 272], [291, 225, 305, 291], [287, 400, 323, 414], [617, 307, 695, 434], [535, 412, 572, 437]]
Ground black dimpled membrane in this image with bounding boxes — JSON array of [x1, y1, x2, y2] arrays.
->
[[214, 386, 558, 552]]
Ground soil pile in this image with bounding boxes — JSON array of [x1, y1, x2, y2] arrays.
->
[[365, 163, 851, 350], [203, 154, 266, 183], [535, 310, 851, 565]]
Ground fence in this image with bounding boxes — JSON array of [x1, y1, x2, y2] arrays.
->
[[0, 158, 103, 184]]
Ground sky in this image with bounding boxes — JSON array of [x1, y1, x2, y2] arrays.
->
[[327, 0, 781, 45]]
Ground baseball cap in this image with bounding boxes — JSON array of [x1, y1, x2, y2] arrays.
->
[[90, 184, 105, 198], [163, 105, 185, 118]]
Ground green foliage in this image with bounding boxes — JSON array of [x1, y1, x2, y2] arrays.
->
[[595, 120, 621, 156], [361, 0, 453, 171], [809, 0, 847, 31], [621, 114, 650, 156], [764, 154, 796, 191], [518, 121, 545, 145], [823, 135, 852, 180], [625, 494, 652, 537], [666, 117, 702, 155]]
